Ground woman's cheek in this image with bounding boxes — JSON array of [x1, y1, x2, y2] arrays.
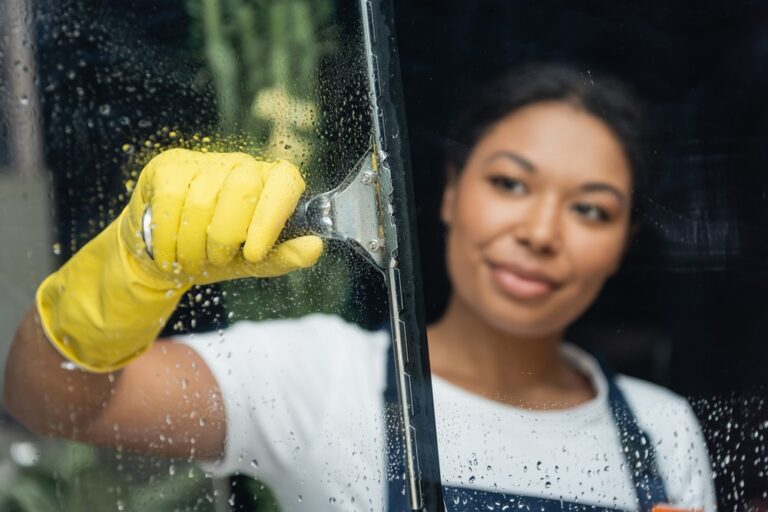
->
[[454, 208, 489, 246], [570, 226, 627, 281], [457, 193, 516, 242]]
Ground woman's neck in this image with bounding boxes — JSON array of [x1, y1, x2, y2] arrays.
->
[[427, 295, 594, 409]]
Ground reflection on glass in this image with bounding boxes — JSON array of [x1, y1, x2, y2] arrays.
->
[[4, 0, 767, 511]]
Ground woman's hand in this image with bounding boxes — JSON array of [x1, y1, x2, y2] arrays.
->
[[36, 148, 323, 372], [122, 149, 323, 283]]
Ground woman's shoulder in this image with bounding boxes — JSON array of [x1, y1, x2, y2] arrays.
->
[[614, 375, 715, 508], [564, 345, 697, 424], [614, 373, 706, 454], [614, 373, 694, 419], [565, 345, 703, 442]]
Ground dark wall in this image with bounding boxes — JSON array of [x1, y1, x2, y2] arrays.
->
[[394, 0, 768, 387]]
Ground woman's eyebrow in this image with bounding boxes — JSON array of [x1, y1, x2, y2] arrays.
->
[[485, 151, 536, 173], [580, 182, 627, 205]]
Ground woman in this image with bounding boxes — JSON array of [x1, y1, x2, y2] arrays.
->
[[4, 65, 715, 511]]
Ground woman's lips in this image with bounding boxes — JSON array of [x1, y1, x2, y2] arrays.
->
[[487, 262, 560, 300]]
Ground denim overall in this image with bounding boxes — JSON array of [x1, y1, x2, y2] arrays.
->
[[384, 350, 669, 511]]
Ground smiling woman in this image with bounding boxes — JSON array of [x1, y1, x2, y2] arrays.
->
[[425, 65, 716, 510], [3, 61, 715, 511]]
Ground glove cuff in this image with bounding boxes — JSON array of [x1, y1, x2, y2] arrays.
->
[[36, 217, 190, 373]]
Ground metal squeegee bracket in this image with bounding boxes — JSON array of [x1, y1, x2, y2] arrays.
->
[[295, 148, 392, 270]]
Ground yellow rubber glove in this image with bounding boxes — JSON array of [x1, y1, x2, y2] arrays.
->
[[36, 148, 323, 372]]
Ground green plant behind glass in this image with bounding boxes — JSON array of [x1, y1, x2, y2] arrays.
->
[[185, 0, 350, 324], [185, 1, 342, 511], [0, 440, 216, 512]]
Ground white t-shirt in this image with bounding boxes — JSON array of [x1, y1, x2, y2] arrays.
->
[[177, 314, 717, 511]]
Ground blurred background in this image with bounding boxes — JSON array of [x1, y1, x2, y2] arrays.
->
[[0, 0, 767, 510]]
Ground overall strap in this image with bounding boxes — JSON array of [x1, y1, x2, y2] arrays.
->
[[598, 358, 670, 509]]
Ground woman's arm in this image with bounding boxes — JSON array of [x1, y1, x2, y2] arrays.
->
[[4, 306, 226, 460], [3, 149, 320, 461]]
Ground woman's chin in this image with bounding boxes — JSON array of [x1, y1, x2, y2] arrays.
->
[[475, 294, 568, 339]]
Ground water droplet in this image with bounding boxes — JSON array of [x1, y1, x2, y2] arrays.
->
[[19, 95, 29, 106], [9, 442, 39, 467], [250, 459, 259, 469], [59, 360, 77, 371], [99, 104, 111, 115], [52, 242, 62, 255]]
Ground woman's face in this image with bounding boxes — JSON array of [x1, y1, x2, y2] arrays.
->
[[442, 101, 633, 338]]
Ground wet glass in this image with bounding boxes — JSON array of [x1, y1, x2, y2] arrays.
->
[[398, 1, 768, 511], [0, 0, 397, 511], [5, 1, 767, 511]]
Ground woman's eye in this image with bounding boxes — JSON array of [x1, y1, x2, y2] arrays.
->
[[489, 176, 527, 194], [572, 203, 610, 223]]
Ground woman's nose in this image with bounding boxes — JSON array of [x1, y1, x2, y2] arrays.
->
[[513, 196, 562, 255]]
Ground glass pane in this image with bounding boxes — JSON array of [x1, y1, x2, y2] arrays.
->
[[1, 0, 394, 511], [398, 2, 767, 511]]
